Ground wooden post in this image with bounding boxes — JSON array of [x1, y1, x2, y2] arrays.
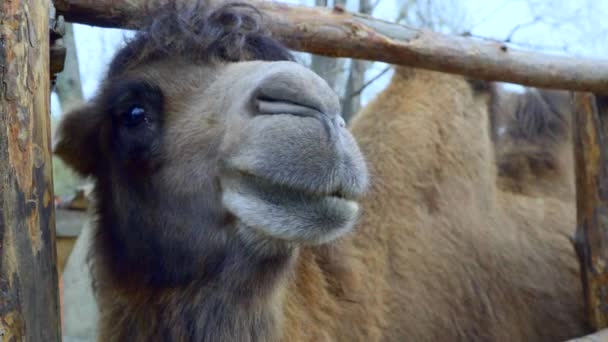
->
[[0, 0, 62, 341], [572, 92, 608, 330]]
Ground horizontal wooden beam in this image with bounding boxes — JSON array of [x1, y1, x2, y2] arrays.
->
[[53, 0, 608, 94]]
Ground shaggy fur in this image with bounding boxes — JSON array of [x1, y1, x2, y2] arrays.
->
[[108, 2, 293, 77], [55, 2, 587, 341], [56, 3, 368, 341], [344, 68, 586, 340], [491, 90, 608, 202], [490, 86, 575, 201]]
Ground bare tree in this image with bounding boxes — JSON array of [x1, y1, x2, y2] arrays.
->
[[519, 0, 608, 57], [395, 0, 468, 33], [309, 0, 347, 92], [341, 0, 469, 120], [341, 0, 374, 121]]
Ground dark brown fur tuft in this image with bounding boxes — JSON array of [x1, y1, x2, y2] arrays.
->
[[109, 1, 293, 76], [491, 87, 571, 146], [490, 85, 575, 200]]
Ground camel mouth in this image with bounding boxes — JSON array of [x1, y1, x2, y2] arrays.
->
[[230, 169, 361, 202], [220, 171, 361, 245]]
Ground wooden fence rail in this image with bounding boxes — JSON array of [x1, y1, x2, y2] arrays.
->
[[53, 0, 608, 94]]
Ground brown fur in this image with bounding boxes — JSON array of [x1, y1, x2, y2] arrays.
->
[[341, 68, 585, 340], [490, 86, 575, 201], [54, 2, 587, 341]]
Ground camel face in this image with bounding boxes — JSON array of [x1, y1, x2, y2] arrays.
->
[[144, 58, 369, 247], [216, 61, 369, 245], [54, 4, 368, 284], [117, 58, 369, 249]]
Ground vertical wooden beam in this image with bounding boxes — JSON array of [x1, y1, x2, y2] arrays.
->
[[0, 0, 61, 341], [573, 92, 608, 330]]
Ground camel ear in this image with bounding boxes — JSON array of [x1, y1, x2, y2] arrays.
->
[[54, 104, 102, 176]]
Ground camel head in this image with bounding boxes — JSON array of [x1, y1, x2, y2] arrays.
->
[[54, 2, 368, 286]]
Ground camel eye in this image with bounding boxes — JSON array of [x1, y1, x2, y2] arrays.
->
[[123, 106, 147, 127]]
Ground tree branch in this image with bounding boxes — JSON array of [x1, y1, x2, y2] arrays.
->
[[504, 16, 542, 42], [53, 0, 608, 94], [347, 65, 391, 99]]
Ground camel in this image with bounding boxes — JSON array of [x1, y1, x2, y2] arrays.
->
[[490, 88, 608, 202], [54, 2, 587, 341], [489, 85, 575, 201], [346, 68, 585, 340]]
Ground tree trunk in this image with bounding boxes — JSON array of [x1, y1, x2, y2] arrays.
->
[[52, 0, 608, 94], [55, 23, 84, 113], [341, 59, 367, 121], [0, 0, 62, 341], [340, 0, 373, 121], [310, 53, 344, 92], [572, 92, 608, 330], [310, 0, 346, 95]]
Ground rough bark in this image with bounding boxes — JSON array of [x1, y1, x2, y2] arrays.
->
[[0, 0, 62, 341], [572, 92, 608, 330], [52, 0, 608, 94], [54, 23, 84, 112]]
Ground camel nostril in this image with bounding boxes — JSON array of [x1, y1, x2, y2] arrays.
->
[[254, 95, 322, 118], [251, 67, 332, 117], [253, 92, 336, 142], [249, 64, 342, 141], [336, 116, 346, 128]]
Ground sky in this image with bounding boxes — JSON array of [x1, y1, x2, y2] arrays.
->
[[50, 0, 608, 116]]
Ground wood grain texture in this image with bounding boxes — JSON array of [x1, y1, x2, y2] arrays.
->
[[52, 0, 608, 94], [0, 0, 61, 340], [573, 93, 608, 330]]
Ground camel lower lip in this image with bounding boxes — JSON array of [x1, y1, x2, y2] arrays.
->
[[221, 173, 360, 245], [229, 169, 358, 201], [258, 182, 357, 208]]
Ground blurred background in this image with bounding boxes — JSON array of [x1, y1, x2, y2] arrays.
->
[[52, 0, 607, 341]]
